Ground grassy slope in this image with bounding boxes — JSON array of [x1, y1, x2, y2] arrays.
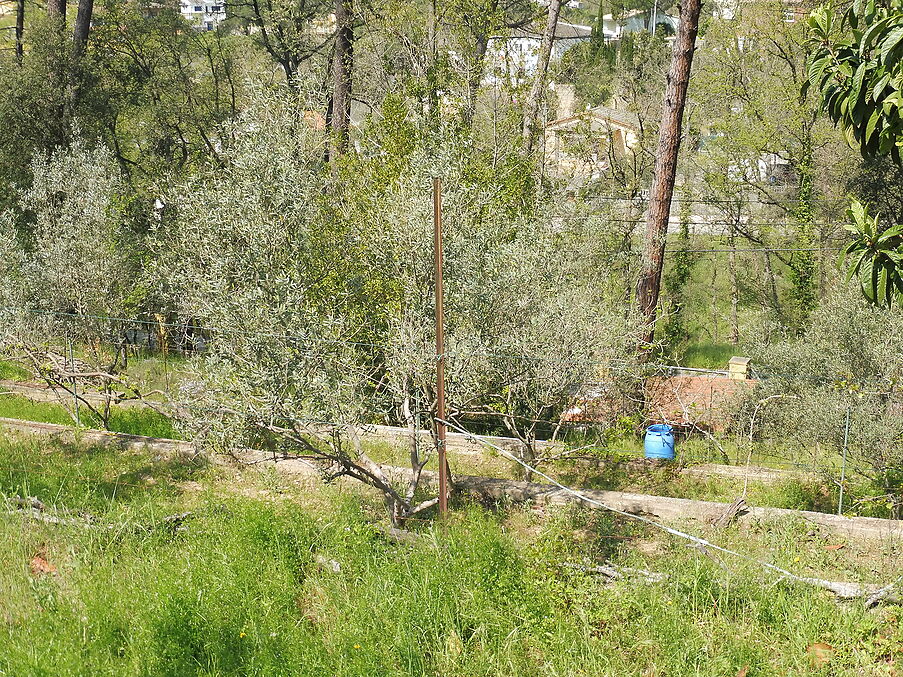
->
[[0, 434, 900, 676], [0, 394, 180, 439], [0, 392, 874, 516]]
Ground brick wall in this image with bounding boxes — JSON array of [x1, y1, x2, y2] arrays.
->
[[645, 374, 755, 430]]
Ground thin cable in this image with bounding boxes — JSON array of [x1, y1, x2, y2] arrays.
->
[[4, 307, 900, 385], [4, 308, 384, 349], [583, 193, 850, 208], [552, 214, 844, 226]]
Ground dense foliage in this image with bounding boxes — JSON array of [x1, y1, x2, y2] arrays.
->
[[0, 0, 900, 515], [808, 0, 903, 161]]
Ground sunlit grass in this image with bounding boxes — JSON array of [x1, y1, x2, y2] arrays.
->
[[0, 435, 899, 676], [0, 359, 30, 381], [679, 342, 739, 369], [0, 394, 181, 439]]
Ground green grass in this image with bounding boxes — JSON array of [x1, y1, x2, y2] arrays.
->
[[0, 359, 30, 381], [0, 434, 899, 676], [0, 434, 204, 515], [678, 342, 738, 369], [0, 390, 886, 516], [122, 352, 190, 396], [0, 394, 75, 426], [0, 394, 181, 439]]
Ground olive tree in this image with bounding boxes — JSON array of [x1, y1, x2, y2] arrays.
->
[[153, 85, 641, 520], [0, 138, 148, 427], [153, 89, 443, 526], [740, 284, 903, 517], [364, 143, 641, 481], [17, 138, 130, 324]]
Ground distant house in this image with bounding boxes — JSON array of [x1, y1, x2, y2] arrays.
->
[[544, 89, 642, 180], [180, 0, 226, 30], [486, 21, 592, 83], [597, 9, 680, 42]]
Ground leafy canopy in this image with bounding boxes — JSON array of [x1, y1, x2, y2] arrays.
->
[[807, 0, 903, 162], [808, 0, 903, 306]]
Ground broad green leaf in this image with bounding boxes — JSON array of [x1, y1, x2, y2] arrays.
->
[[879, 25, 903, 61], [863, 16, 894, 49], [872, 72, 891, 99], [878, 261, 889, 302], [860, 255, 877, 300], [865, 107, 881, 142]]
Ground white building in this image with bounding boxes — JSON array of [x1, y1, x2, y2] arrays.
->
[[180, 1, 226, 30], [600, 9, 680, 41], [486, 21, 592, 83]]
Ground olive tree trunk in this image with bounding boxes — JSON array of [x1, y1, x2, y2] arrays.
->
[[636, 0, 702, 346]]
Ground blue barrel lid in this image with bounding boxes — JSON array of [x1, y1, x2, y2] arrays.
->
[[647, 423, 673, 434]]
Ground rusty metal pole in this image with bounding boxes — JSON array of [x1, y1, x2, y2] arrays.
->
[[433, 176, 448, 515]]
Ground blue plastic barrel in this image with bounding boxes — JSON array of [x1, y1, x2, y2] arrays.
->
[[644, 424, 675, 460]]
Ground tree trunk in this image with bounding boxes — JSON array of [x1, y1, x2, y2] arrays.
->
[[728, 224, 739, 345], [635, 0, 703, 347], [789, 134, 816, 324], [764, 250, 780, 315], [15, 0, 24, 64], [522, 0, 562, 153], [67, 0, 94, 110], [329, 0, 354, 163], [710, 264, 719, 342], [72, 0, 94, 60], [47, 0, 66, 21], [463, 36, 489, 126]]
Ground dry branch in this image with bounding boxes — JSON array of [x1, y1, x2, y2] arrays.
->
[[561, 561, 667, 583]]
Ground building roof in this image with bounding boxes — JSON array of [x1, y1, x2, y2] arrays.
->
[[510, 21, 592, 41], [546, 105, 641, 132]]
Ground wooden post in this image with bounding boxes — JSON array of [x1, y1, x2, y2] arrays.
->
[[838, 405, 850, 515], [434, 177, 448, 514]]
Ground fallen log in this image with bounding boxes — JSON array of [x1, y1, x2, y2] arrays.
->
[[4, 498, 193, 534], [712, 497, 748, 528]]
